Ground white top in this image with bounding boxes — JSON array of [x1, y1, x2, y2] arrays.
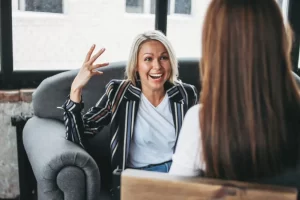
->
[[169, 104, 204, 176], [128, 93, 176, 168]]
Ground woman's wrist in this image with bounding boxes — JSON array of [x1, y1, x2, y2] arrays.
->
[[70, 87, 82, 103]]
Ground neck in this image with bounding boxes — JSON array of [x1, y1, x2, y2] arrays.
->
[[142, 88, 166, 107]]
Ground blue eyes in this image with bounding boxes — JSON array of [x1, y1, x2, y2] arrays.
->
[[144, 56, 169, 61]]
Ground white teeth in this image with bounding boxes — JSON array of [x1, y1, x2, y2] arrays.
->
[[149, 74, 162, 77]]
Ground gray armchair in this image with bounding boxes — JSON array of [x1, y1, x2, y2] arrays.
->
[[22, 59, 202, 200]]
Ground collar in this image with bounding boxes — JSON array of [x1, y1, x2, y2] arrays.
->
[[124, 80, 185, 103]]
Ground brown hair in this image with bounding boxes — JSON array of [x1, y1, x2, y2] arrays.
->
[[200, 0, 300, 181]]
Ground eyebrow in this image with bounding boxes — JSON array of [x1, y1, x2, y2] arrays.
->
[[143, 51, 168, 56], [143, 53, 154, 56]]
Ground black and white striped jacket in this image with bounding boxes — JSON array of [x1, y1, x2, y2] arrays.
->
[[61, 79, 198, 172]]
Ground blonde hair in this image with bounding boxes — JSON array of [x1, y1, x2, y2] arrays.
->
[[125, 30, 178, 85]]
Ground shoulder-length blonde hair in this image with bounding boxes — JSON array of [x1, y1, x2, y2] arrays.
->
[[125, 30, 178, 85]]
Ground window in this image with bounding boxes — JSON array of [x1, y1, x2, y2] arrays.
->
[[174, 0, 191, 15], [12, 0, 155, 70], [19, 0, 63, 13], [150, 0, 170, 15], [167, 0, 209, 59], [126, 0, 144, 13], [127, 0, 190, 15]]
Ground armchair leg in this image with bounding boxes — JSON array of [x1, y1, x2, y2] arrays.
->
[[11, 115, 37, 200]]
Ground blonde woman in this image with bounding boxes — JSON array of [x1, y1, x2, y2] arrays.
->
[[61, 30, 198, 175]]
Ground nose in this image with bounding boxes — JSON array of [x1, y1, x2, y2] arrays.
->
[[153, 59, 161, 70]]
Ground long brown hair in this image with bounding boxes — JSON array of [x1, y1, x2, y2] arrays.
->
[[200, 0, 300, 181]]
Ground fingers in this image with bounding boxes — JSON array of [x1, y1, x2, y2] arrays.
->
[[90, 62, 109, 70], [84, 44, 96, 63], [91, 70, 103, 76], [88, 48, 106, 65]]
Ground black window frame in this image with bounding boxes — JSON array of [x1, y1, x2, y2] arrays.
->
[[0, 0, 299, 89]]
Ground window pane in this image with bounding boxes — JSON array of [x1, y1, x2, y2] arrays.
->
[[25, 0, 63, 13], [167, 0, 209, 59], [12, 0, 155, 71], [126, 0, 144, 13], [175, 0, 191, 15]]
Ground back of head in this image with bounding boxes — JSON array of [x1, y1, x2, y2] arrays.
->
[[200, 0, 300, 181]]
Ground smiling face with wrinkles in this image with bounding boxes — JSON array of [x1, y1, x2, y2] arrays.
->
[[136, 40, 172, 94]]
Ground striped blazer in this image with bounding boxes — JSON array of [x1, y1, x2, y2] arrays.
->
[[61, 79, 198, 172]]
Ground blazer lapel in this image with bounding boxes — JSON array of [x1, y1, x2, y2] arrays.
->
[[166, 83, 186, 151], [121, 84, 141, 170]]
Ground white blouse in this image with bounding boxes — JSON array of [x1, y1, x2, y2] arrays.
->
[[127, 93, 176, 168], [169, 104, 204, 176]]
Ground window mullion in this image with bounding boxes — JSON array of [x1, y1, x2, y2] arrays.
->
[[155, 0, 168, 35], [170, 0, 175, 15], [0, 0, 13, 79], [144, 0, 151, 14]]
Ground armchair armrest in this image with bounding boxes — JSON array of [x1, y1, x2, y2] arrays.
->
[[23, 116, 100, 200]]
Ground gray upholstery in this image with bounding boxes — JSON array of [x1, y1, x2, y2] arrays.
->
[[23, 58, 300, 200], [23, 117, 102, 200]]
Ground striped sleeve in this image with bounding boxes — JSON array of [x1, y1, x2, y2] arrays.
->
[[60, 81, 115, 148], [190, 85, 198, 106], [181, 83, 199, 108]]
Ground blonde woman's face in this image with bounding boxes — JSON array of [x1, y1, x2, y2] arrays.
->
[[136, 40, 171, 92]]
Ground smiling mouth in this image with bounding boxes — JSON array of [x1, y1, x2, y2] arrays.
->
[[149, 74, 163, 79]]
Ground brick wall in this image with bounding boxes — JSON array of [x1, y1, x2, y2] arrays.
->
[[0, 89, 34, 103]]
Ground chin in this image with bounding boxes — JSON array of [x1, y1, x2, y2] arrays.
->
[[149, 81, 166, 91]]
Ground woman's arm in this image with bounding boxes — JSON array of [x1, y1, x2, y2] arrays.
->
[[61, 81, 114, 149], [60, 44, 110, 148]]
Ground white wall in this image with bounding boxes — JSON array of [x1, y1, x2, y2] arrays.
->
[[12, 0, 210, 70]]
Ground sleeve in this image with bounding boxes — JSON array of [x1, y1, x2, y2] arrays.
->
[[59, 81, 115, 148], [169, 105, 203, 176], [190, 85, 198, 106]]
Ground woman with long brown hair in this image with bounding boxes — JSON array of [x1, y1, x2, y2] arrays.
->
[[169, 0, 300, 181]]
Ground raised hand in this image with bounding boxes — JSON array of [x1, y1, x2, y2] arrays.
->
[[70, 44, 109, 103]]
